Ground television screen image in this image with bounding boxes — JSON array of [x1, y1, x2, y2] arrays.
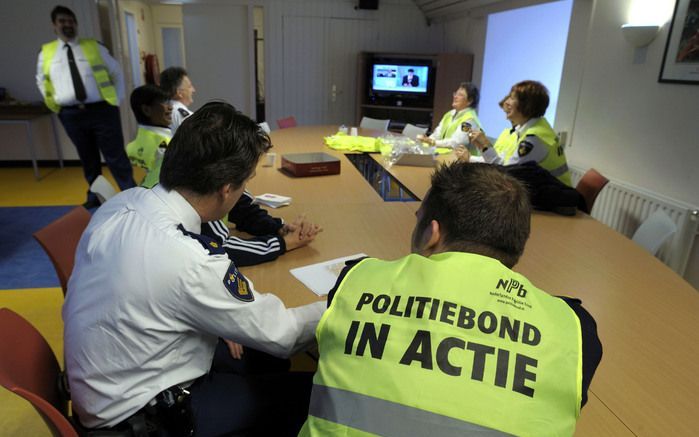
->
[[372, 64, 429, 94]]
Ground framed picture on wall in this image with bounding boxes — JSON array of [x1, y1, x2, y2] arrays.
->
[[659, 0, 699, 84]]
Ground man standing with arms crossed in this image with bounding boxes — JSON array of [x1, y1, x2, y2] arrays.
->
[[36, 5, 135, 208]]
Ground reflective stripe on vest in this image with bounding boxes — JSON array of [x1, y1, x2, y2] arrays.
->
[[125, 127, 170, 188], [438, 107, 481, 140], [495, 118, 572, 186], [305, 384, 513, 437], [41, 39, 118, 112], [302, 253, 582, 437]]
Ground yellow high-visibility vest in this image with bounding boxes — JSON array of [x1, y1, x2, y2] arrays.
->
[[126, 127, 170, 188], [301, 252, 582, 437], [41, 39, 118, 112], [494, 118, 571, 186]]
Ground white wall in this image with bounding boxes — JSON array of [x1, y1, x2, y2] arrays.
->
[[263, 0, 445, 125], [557, 0, 699, 208], [183, 3, 253, 115]]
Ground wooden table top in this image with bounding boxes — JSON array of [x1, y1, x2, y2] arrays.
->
[[242, 126, 699, 437]]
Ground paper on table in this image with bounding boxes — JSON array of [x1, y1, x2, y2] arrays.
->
[[254, 193, 291, 208], [290, 253, 367, 296]]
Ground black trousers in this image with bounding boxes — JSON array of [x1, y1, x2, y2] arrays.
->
[[188, 341, 314, 437], [58, 102, 135, 202]]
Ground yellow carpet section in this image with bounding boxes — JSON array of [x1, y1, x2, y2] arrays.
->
[[0, 287, 65, 437], [0, 166, 145, 207]]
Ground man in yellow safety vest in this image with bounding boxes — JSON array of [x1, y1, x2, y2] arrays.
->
[[36, 5, 134, 208], [301, 162, 602, 437]]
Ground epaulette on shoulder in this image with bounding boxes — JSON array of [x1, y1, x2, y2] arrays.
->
[[177, 107, 190, 117], [177, 224, 225, 255]]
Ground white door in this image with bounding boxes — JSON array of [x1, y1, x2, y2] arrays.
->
[[280, 16, 377, 126], [124, 12, 141, 87], [281, 16, 327, 125], [161, 27, 184, 69], [326, 18, 378, 125]]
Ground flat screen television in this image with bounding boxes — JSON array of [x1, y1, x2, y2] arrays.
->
[[367, 58, 434, 107]]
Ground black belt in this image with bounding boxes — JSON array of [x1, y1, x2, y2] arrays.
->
[[79, 386, 194, 437], [62, 101, 112, 111]]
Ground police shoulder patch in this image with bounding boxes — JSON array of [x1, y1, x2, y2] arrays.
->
[[223, 262, 254, 302], [518, 140, 534, 157], [461, 121, 472, 132], [177, 108, 190, 117], [177, 224, 225, 255]]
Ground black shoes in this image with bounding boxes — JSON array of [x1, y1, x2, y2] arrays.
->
[[81, 198, 101, 209]]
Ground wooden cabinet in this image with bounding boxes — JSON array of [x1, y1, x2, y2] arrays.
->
[[356, 52, 473, 131]]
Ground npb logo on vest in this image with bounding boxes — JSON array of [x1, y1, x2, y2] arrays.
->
[[496, 278, 527, 298]]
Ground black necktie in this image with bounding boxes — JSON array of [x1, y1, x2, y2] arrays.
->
[[65, 44, 87, 102]]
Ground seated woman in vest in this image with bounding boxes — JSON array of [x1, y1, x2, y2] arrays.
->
[[126, 85, 173, 188], [467, 80, 572, 186], [416, 82, 482, 154]]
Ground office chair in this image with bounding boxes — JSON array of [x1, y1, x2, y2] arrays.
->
[[276, 116, 297, 129], [0, 308, 77, 437], [632, 209, 678, 256], [401, 123, 428, 138], [89, 175, 117, 204], [575, 168, 609, 214], [359, 116, 390, 132], [33, 206, 91, 295]]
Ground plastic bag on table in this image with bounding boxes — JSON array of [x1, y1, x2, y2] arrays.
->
[[378, 135, 436, 167]]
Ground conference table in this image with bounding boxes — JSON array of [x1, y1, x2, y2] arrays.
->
[[242, 125, 699, 437]]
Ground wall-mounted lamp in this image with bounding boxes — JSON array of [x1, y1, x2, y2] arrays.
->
[[621, 24, 660, 48]]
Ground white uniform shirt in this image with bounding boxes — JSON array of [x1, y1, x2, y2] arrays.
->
[[36, 38, 125, 106], [170, 100, 192, 132], [428, 108, 482, 150], [63, 185, 325, 428]]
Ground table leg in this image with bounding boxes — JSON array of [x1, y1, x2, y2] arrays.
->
[[49, 114, 64, 169], [24, 120, 40, 180]]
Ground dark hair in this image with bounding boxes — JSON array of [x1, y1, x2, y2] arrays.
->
[[408, 69, 414, 73], [459, 82, 480, 109], [130, 85, 170, 125], [160, 101, 272, 194], [159, 67, 188, 99], [414, 162, 531, 268], [509, 80, 549, 119], [51, 5, 76, 23]]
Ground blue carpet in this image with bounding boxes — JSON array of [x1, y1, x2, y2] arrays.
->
[[0, 206, 79, 289]]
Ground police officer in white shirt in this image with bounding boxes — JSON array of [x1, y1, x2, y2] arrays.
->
[[159, 66, 196, 132], [36, 5, 135, 209], [63, 102, 325, 436]]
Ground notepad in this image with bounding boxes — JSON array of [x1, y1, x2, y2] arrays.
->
[[290, 253, 367, 296], [254, 193, 291, 208]]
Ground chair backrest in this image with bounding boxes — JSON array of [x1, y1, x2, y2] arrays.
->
[[276, 116, 297, 129], [575, 168, 609, 214], [632, 209, 678, 256], [258, 121, 271, 134], [33, 206, 91, 295], [89, 175, 117, 204], [360, 116, 390, 132], [401, 123, 428, 138], [0, 308, 77, 437]]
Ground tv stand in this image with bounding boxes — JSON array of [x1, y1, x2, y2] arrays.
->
[[356, 52, 473, 132]]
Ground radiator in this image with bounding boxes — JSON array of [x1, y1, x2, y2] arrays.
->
[[570, 166, 699, 276]]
